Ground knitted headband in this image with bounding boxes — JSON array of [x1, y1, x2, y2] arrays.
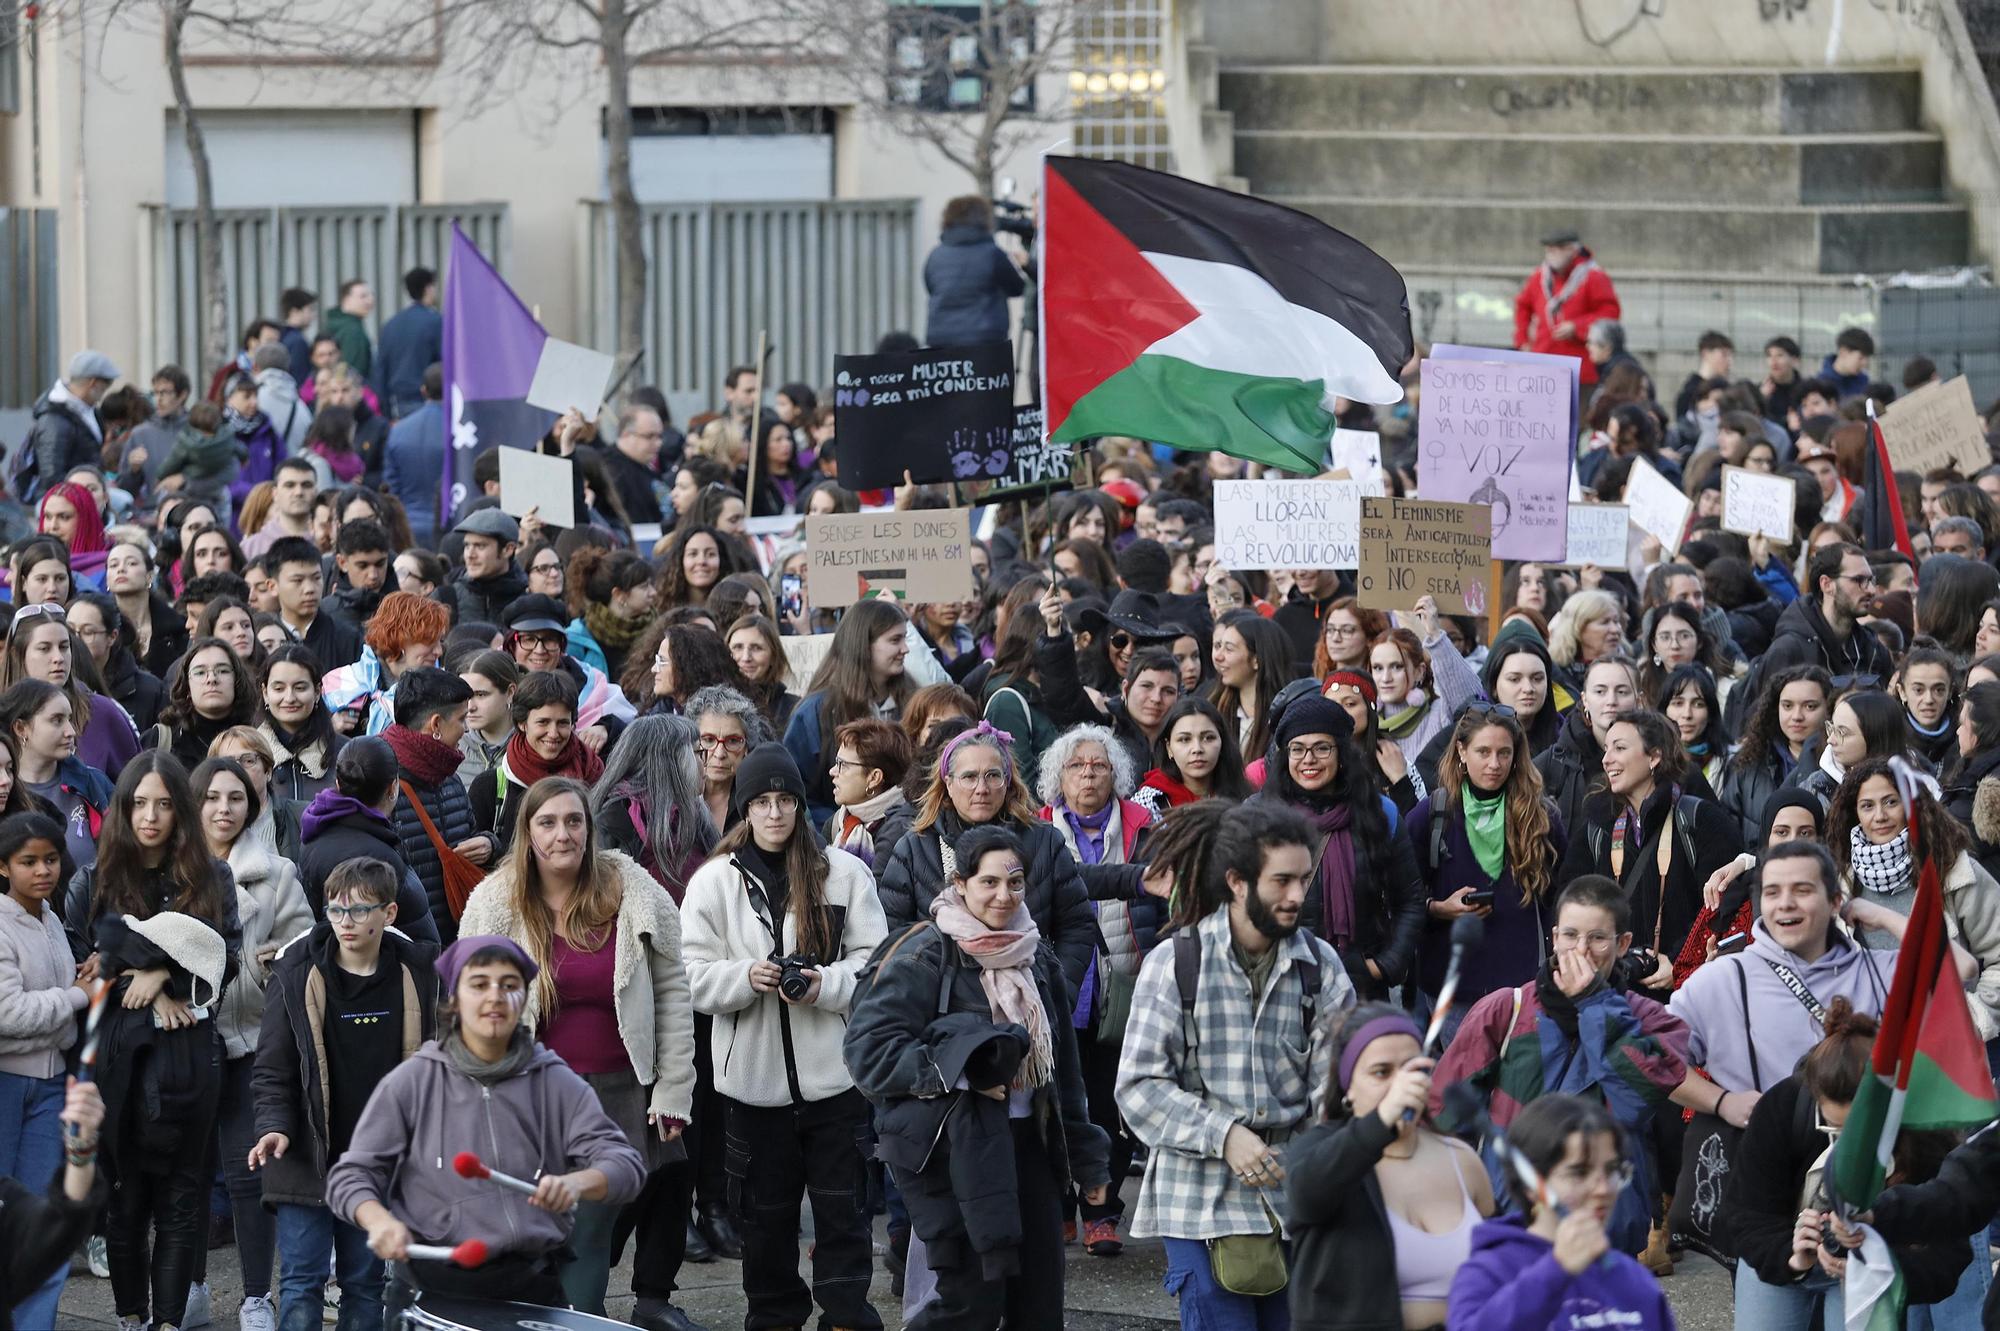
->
[[1323, 670, 1376, 706], [938, 720, 1014, 786], [1337, 1014, 1425, 1093]]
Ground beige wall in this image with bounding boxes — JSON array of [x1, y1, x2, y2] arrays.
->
[[5, 2, 1058, 385]]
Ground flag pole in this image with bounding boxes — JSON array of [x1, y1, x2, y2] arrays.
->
[[745, 328, 769, 507]]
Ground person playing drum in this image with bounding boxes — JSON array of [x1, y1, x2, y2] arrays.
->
[[325, 935, 647, 1310]]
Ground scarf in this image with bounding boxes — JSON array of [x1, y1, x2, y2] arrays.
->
[[264, 722, 332, 781], [382, 723, 468, 788], [832, 785, 907, 870], [1462, 784, 1507, 882], [442, 1026, 537, 1085], [311, 440, 364, 484], [1377, 691, 1430, 740], [929, 887, 1054, 1089], [1848, 823, 1914, 897], [1910, 708, 1952, 742], [503, 728, 605, 788], [584, 599, 655, 653], [1539, 253, 1599, 324], [1060, 802, 1116, 867], [1819, 744, 1847, 788], [1307, 803, 1356, 948], [1533, 959, 1604, 1042]]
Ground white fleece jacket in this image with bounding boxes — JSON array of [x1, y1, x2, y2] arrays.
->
[[459, 850, 696, 1122], [680, 844, 887, 1108], [216, 840, 315, 1059], [0, 894, 86, 1078]]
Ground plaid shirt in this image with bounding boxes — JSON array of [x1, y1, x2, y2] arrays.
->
[[1115, 908, 1354, 1240]]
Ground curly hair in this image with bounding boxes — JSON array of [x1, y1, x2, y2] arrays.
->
[[1827, 756, 1971, 878], [1036, 723, 1136, 807], [1730, 663, 1832, 777], [162, 636, 258, 729], [1436, 707, 1555, 906], [364, 590, 452, 660]]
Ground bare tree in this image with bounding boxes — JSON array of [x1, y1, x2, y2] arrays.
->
[[161, 0, 230, 377]]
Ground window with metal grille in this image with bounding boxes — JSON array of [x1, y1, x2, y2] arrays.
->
[[1070, 0, 1171, 171]]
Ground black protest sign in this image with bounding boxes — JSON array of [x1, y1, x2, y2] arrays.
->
[[980, 403, 1081, 500], [832, 343, 1015, 489]]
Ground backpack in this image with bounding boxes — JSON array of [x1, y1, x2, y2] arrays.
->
[[7, 430, 39, 504], [1171, 930, 1320, 1093]]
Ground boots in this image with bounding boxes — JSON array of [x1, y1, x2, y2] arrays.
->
[[1640, 1219, 1675, 1277]]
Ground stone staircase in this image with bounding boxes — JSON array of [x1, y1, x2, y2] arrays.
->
[[1211, 64, 1972, 277]]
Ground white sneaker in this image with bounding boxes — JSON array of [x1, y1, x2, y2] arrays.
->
[[238, 1294, 277, 1331], [115, 1317, 146, 1331], [88, 1235, 111, 1278], [181, 1281, 213, 1329], [323, 1281, 340, 1324]]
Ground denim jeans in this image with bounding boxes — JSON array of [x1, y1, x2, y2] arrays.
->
[[0, 1070, 69, 1331], [1908, 1235, 1993, 1331], [273, 1204, 382, 1331], [1734, 1258, 1844, 1331], [1162, 1236, 1291, 1331]]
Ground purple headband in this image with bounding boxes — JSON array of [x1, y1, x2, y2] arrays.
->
[[938, 720, 1013, 785], [1337, 1014, 1426, 1094]]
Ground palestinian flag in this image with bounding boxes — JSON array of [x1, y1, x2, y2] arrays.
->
[[1041, 155, 1413, 472], [1843, 1226, 1906, 1331]]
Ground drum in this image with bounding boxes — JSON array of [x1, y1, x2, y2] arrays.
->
[[397, 1295, 641, 1331]]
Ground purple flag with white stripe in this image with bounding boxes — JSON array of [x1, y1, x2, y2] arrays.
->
[[441, 224, 556, 527]]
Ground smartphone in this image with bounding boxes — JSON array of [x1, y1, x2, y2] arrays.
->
[[781, 572, 805, 622], [1464, 889, 1495, 908], [1716, 931, 1750, 955]]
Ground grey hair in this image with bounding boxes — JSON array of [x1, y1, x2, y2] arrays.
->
[[1036, 723, 1136, 807], [589, 714, 716, 891], [683, 684, 771, 747], [1587, 319, 1625, 352], [1933, 515, 1985, 549]]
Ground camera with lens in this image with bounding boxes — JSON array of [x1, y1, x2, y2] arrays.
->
[[1613, 947, 1661, 991], [772, 951, 818, 1002]]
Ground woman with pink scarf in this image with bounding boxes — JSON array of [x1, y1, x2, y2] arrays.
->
[[845, 822, 1111, 1329]]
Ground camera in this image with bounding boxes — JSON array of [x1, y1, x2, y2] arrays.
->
[[773, 952, 818, 1002], [1613, 947, 1662, 991]]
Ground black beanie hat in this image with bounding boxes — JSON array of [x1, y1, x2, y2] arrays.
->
[[1274, 694, 1355, 749], [732, 742, 808, 818]]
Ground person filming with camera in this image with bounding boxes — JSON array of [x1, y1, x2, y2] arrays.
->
[[680, 743, 890, 1331]]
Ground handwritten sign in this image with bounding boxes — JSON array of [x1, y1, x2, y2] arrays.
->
[[1878, 376, 1988, 478], [1720, 465, 1796, 543], [1626, 456, 1692, 556], [497, 448, 575, 530], [983, 403, 1079, 499], [832, 344, 1014, 490], [1563, 503, 1631, 568], [1356, 497, 1493, 616], [1330, 429, 1386, 496], [804, 509, 976, 607], [1213, 479, 1363, 570], [1416, 356, 1572, 560]]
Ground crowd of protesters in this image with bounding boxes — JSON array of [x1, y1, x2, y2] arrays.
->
[[8, 237, 2000, 1331]]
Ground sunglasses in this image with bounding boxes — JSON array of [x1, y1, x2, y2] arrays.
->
[[12, 603, 67, 629], [1462, 701, 1518, 722]]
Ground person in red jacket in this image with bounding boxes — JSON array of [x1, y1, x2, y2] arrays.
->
[[1513, 228, 1621, 385]]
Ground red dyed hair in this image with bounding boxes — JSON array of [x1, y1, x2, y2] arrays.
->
[[39, 482, 107, 556], [364, 590, 452, 658]]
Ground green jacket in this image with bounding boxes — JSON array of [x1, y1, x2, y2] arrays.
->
[[159, 422, 241, 487], [322, 308, 373, 379]]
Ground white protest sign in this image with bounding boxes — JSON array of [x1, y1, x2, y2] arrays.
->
[[1329, 429, 1385, 496], [781, 633, 835, 689], [1625, 456, 1691, 556], [1563, 504, 1631, 568], [1213, 479, 1362, 570], [1720, 465, 1796, 544], [497, 448, 576, 530], [526, 338, 617, 415]]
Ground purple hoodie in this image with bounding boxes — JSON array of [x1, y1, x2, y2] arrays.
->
[[1447, 1214, 1675, 1331], [325, 1040, 645, 1258], [299, 790, 385, 842]]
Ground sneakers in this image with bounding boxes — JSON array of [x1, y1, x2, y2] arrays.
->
[[238, 1294, 276, 1331], [323, 1281, 340, 1324], [88, 1235, 111, 1279], [181, 1282, 213, 1329], [1083, 1216, 1124, 1257], [116, 1317, 145, 1331]]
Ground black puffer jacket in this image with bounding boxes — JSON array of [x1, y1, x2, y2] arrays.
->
[[1713, 745, 1792, 846], [446, 564, 528, 628], [139, 594, 191, 681], [390, 772, 480, 943], [844, 924, 1108, 1273], [102, 647, 167, 732], [1534, 706, 1603, 845], [296, 807, 441, 949], [1762, 595, 1894, 684], [876, 813, 1097, 997]]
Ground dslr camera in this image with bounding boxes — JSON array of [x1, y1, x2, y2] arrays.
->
[[772, 951, 819, 1002]]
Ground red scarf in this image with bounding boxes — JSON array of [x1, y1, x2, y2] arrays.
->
[[504, 729, 604, 787], [381, 723, 467, 788]]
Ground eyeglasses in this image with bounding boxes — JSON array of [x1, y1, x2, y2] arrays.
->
[[1837, 572, 1878, 587], [531, 562, 562, 576], [1654, 629, 1697, 647], [830, 756, 868, 773], [1325, 623, 1363, 638], [948, 768, 1007, 790], [1553, 927, 1619, 951], [1063, 759, 1112, 777], [189, 665, 235, 683], [1287, 741, 1337, 762], [747, 793, 796, 816], [697, 733, 747, 754], [325, 903, 387, 923]]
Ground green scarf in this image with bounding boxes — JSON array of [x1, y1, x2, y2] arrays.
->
[[1378, 697, 1429, 739], [584, 599, 654, 652], [1462, 784, 1507, 882]]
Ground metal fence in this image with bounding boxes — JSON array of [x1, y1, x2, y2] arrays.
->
[[138, 202, 510, 380], [0, 209, 59, 410], [578, 199, 921, 417]]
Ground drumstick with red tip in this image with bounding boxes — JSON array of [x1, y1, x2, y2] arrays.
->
[[69, 980, 112, 1143], [405, 1239, 489, 1268], [453, 1151, 537, 1197]]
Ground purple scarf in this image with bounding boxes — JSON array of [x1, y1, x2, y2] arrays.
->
[[1308, 803, 1356, 948], [1062, 803, 1115, 867]]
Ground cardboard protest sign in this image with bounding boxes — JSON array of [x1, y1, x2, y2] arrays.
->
[[983, 403, 1079, 499], [1356, 497, 1492, 616], [1416, 356, 1572, 561], [1329, 429, 1385, 496], [1563, 503, 1631, 568], [1213, 479, 1363, 570], [497, 448, 575, 530], [1877, 376, 1987, 478], [804, 509, 976, 608], [1625, 456, 1691, 555], [832, 344, 1014, 490], [1721, 465, 1796, 543], [525, 338, 616, 415], [781, 633, 835, 689]]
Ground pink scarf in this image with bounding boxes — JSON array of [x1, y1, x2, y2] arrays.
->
[[928, 888, 1054, 1089]]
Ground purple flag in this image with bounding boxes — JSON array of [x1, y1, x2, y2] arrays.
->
[[441, 224, 556, 528]]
